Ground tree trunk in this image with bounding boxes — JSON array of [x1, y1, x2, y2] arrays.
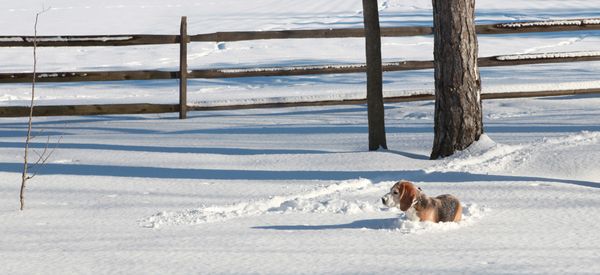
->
[[362, 0, 387, 151], [430, 0, 483, 159]]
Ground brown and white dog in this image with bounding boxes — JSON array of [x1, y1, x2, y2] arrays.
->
[[381, 180, 462, 223]]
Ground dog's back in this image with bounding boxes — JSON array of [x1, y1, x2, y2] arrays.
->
[[434, 194, 462, 222]]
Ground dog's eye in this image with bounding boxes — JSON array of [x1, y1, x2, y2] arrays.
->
[[393, 191, 398, 195]]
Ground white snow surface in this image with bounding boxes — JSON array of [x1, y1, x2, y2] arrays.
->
[[1, 0, 600, 274]]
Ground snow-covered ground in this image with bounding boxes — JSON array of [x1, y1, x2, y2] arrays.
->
[[1, 0, 600, 274]]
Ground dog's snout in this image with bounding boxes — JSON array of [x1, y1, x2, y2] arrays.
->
[[381, 197, 387, 205]]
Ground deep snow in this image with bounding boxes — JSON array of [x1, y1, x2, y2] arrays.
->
[[1, 98, 599, 274], [1, 0, 600, 274]]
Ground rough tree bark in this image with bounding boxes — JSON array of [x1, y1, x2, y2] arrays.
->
[[430, 0, 483, 159], [362, 0, 387, 151]]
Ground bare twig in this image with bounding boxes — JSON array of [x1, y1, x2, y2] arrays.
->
[[28, 135, 63, 180], [20, 7, 51, 211], [30, 128, 47, 140]]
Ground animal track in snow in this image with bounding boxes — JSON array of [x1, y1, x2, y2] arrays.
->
[[140, 179, 385, 228]]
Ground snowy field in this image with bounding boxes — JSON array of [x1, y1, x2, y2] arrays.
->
[[1, 0, 600, 274]]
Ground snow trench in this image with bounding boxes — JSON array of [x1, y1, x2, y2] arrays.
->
[[140, 179, 489, 233]]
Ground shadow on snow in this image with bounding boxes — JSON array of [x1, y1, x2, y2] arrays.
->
[[252, 218, 400, 231], [0, 162, 596, 188]]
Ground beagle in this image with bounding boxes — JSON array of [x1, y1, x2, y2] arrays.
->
[[381, 180, 462, 223]]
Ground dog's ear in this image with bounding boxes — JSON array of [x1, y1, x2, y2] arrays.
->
[[399, 181, 417, 211]]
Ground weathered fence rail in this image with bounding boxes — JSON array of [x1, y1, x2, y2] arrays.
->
[[2, 19, 600, 46], [1, 17, 599, 117], [0, 103, 178, 117], [2, 87, 598, 117], [2, 52, 600, 83]]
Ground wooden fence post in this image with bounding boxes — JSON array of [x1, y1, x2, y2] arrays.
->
[[362, 0, 387, 151], [179, 16, 188, 119], [430, 0, 483, 159]]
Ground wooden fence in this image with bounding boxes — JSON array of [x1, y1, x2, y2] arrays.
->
[[1, 17, 600, 117]]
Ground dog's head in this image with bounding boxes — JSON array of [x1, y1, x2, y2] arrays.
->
[[381, 180, 419, 211]]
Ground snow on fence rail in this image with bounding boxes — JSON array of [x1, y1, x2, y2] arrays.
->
[[498, 18, 600, 28], [495, 51, 600, 61], [1, 17, 600, 117], [0, 35, 179, 47]]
